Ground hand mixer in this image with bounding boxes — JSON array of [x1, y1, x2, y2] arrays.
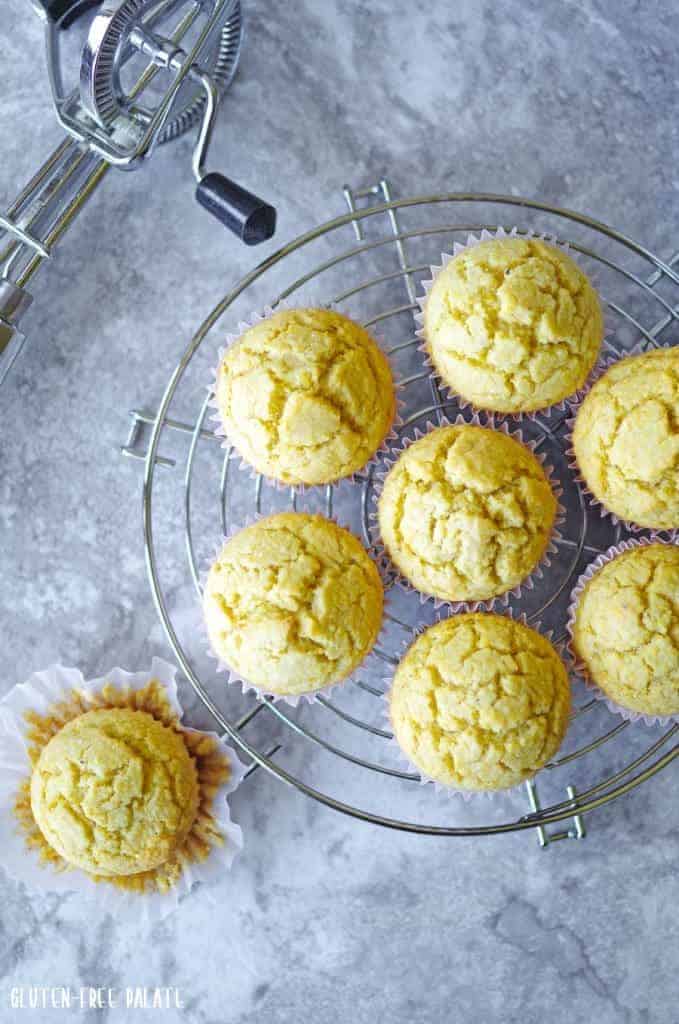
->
[[0, 0, 276, 385]]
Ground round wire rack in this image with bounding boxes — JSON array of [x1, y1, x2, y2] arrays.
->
[[136, 185, 678, 839]]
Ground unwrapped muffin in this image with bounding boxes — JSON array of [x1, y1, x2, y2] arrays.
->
[[377, 424, 557, 603], [571, 542, 679, 717], [214, 308, 395, 485], [203, 513, 383, 696], [572, 347, 678, 531], [422, 237, 603, 413], [389, 613, 571, 790], [31, 708, 199, 878], [5, 662, 242, 904]]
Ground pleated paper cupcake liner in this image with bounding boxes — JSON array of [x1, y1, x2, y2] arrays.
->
[[201, 514, 390, 707], [413, 226, 611, 422], [565, 537, 679, 726], [206, 302, 401, 492], [380, 608, 567, 801], [0, 658, 246, 924], [369, 411, 566, 614], [564, 341, 678, 542]]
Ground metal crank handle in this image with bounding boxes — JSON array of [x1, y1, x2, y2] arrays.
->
[[190, 69, 276, 244], [125, 23, 276, 244]]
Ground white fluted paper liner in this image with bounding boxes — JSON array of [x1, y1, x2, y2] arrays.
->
[[369, 411, 566, 613], [565, 537, 679, 726], [206, 302, 402, 492], [0, 658, 246, 923], [201, 514, 389, 707], [564, 340, 678, 542], [380, 609, 567, 801], [414, 226, 611, 421]]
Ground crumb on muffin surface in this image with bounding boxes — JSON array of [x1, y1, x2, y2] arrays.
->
[[215, 308, 395, 485], [30, 708, 199, 877], [203, 513, 384, 695], [389, 613, 571, 790], [572, 543, 679, 716], [572, 347, 679, 531], [377, 424, 557, 603], [423, 237, 603, 413]]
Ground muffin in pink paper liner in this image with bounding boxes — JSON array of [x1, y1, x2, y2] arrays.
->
[[372, 413, 565, 612], [0, 658, 246, 924], [415, 227, 606, 418], [384, 611, 571, 797], [567, 344, 678, 537], [208, 306, 399, 489], [202, 512, 385, 705], [567, 539, 679, 724]]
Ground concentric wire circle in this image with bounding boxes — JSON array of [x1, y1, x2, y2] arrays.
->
[[141, 192, 678, 835]]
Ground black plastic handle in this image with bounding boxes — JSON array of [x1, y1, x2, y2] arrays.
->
[[35, 0, 99, 27], [196, 174, 276, 245]]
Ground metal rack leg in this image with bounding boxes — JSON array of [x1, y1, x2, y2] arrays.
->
[[525, 780, 586, 848], [342, 179, 446, 420]]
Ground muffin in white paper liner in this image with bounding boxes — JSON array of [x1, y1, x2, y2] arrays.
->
[[414, 226, 610, 421], [564, 341, 678, 542], [380, 609, 570, 801], [201, 515, 388, 707], [207, 302, 401, 492], [369, 411, 566, 613], [566, 537, 679, 726], [0, 658, 246, 923]]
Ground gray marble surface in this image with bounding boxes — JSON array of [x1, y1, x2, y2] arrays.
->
[[1, 1, 678, 1021]]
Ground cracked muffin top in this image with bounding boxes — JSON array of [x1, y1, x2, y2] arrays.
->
[[423, 237, 603, 413], [389, 613, 571, 790], [572, 347, 679, 531], [203, 513, 383, 696], [30, 708, 199, 877], [377, 424, 557, 603], [572, 543, 679, 716], [214, 308, 395, 485]]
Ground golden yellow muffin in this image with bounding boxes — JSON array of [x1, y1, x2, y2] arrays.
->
[[203, 513, 383, 695], [572, 543, 679, 716], [572, 348, 679, 530], [378, 424, 557, 603], [215, 308, 395, 485], [30, 708, 199, 877], [423, 237, 603, 412], [390, 613, 571, 790]]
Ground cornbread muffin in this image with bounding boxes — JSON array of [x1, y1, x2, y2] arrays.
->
[[215, 308, 395, 485], [390, 613, 571, 790], [572, 543, 679, 716], [572, 347, 679, 530], [203, 513, 383, 695], [378, 424, 557, 603], [423, 237, 603, 412], [30, 709, 199, 877]]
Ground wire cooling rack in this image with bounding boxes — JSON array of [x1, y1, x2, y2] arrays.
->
[[122, 180, 678, 844]]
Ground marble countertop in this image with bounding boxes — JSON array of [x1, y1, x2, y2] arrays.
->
[[1, 1, 678, 1021]]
